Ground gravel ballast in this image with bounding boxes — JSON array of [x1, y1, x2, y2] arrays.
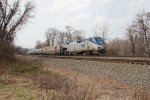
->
[[42, 58, 150, 89]]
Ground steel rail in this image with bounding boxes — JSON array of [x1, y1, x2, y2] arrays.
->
[[33, 55, 150, 65]]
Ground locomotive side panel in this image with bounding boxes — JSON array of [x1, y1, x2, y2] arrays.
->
[[67, 40, 88, 53]]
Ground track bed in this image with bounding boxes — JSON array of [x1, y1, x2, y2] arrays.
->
[[35, 55, 150, 65]]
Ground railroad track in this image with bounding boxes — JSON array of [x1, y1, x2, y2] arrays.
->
[[33, 55, 150, 65]]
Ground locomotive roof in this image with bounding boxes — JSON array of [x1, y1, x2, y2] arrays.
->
[[87, 36, 104, 39], [64, 37, 105, 44]]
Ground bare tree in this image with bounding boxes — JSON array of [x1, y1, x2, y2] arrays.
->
[[137, 35, 145, 56], [92, 23, 109, 39], [0, 0, 35, 58], [56, 32, 65, 45], [0, 0, 35, 43], [127, 26, 138, 55], [128, 11, 150, 56], [35, 40, 42, 49], [46, 28, 58, 46], [65, 26, 75, 42], [73, 30, 85, 41], [46, 38, 50, 46], [106, 38, 121, 56], [135, 11, 150, 56], [123, 40, 130, 56], [35, 40, 47, 49], [106, 38, 130, 56], [65, 26, 85, 42]]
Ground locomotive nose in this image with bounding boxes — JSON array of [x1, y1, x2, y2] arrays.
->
[[98, 47, 101, 52], [98, 47, 105, 53]]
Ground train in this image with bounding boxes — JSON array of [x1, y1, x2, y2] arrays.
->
[[27, 37, 106, 55]]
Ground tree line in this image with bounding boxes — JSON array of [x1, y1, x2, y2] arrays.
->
[[35, 23, 109, 49], [35, 26, 85, 49], [107, 11, 150, 57], [35, 11, 150, 57]]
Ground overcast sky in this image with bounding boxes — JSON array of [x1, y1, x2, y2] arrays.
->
[[15, 0, 150, 48]]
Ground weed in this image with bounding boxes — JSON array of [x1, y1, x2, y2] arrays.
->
[[0, 78, 15, 85], [11, 64, 38, 75], [32, 72, 67, 92]]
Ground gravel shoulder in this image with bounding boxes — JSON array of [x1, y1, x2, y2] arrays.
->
[[51, 56, 150, 61], [41, 57, 150, 89]]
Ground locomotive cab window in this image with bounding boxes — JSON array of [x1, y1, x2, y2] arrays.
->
[[77, 41, 81, 43], [63, 48, 67, 51]]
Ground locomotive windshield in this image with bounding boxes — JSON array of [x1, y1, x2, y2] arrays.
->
[[88, 37, 105, 45]]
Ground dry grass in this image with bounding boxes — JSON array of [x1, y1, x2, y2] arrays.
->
[[43, 66, 150, 100], [0, 57, 150, 100]]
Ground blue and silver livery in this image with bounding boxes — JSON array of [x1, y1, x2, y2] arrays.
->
[[61, 36, 106, 55]]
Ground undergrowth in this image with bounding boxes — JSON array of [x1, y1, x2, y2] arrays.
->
[[0, 57, 41, 76], [10, 61, 40, 76]]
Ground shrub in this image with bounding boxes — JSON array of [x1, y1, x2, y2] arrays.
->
[[11, 65, 38, 75], [10, 59, 41, 76], [0, 41, 15, 61], [32, 71, 67, 92]]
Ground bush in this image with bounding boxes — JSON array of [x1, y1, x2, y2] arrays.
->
[[0, 41, 15, 61], [11, 65, 38, 75], [32, 71, 67, 92], [10, 59, 41, 76]]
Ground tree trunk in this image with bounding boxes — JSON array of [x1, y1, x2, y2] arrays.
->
[[131, 41, 136, 56], [145, 35, 150, 57], [52, 40, 54, 46]]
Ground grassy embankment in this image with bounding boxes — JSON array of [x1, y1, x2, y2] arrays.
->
[[0, 57, 96, 100], [0, 56, 149, 100]]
